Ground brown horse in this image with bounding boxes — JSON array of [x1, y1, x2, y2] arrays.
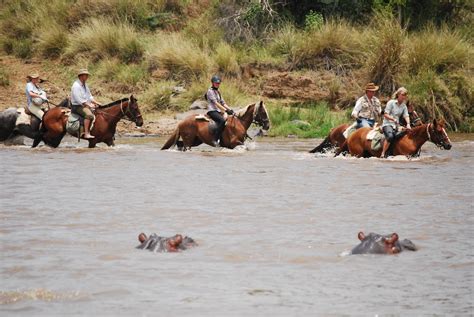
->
[[309, 123, 349, 154], [32, 95, 143, 148], [347, 119, 452, 158], [161, 101, 270, 150]]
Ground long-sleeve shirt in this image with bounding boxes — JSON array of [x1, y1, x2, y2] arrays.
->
[[351, 95, 381, 120], [71, 79, 94, 106], [382, 100, 409, 128], [206, 87, 225, 112]]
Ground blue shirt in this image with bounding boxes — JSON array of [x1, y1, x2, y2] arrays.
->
[[382, 99, 409, 128], [25, 82, 44, 107]]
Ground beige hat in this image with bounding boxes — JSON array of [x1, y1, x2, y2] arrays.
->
[[28, 73, 40, 79], [392, 87, 408, 99], [77, 68, 90, 76], [365, 82, 379, 92]]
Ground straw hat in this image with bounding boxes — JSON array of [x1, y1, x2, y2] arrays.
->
[[392, 87, 408, 99], [77, 68, 90, 76], [365, 82, 379, 92], [28, 73, 40, 79]]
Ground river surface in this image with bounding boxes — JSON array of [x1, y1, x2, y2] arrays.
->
[[0, 136, 473, 316]]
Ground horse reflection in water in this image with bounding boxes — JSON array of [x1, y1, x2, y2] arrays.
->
[[137, 233, 197, 253]]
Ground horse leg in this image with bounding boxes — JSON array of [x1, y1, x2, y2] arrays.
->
[[309, 136, 332, 153], [105, 139, 115, 146], [334, 140, 349, 157], [88, 140, 97, 148]]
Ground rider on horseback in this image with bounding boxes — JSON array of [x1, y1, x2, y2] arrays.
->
[[400, 100, 422, 127], [381, 87, 411, 158], [70, 69, 101, 139], [351, 83, 381, 129], [26, 73, 48, 121], [206, 75, 235, 146]]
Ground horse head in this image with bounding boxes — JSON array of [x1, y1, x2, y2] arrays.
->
[[428, 119, 451, 150], [126, 95, 143, 127], [253, 101, 270, 131]]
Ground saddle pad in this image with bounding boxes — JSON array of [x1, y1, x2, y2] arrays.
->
[[15, 108, 31, 126], [342, 122, 357, 139], [370, 131, 385, 151], [66, 112, 95, 136], [195, 114, 209, 121], [366, 129, 381, 140]]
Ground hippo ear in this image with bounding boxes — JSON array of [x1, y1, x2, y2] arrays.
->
[[385, 233, 399, 244], [358, 232, 365, 241]]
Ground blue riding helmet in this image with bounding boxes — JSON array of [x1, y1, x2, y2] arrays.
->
[[211, 75, 221, 84]]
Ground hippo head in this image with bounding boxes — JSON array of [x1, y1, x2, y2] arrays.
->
[[351, 232, 413, 255]]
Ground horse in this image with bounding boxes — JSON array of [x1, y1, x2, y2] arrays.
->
[[309, 123, 349, 154], [32, 95, 143, 148], [346, 119, 451, 158], [161, 101, 270, 150]]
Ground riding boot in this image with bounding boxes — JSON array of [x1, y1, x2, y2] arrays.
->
[[83, 119, 95, 139]]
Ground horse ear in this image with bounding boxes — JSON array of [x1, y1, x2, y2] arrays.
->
[[358, 232, 365, 241], [433, 118, 437, 127], [259, 100, 263, 106]]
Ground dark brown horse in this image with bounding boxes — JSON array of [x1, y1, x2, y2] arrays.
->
[[161, 101, 270, 150], [347, 119, 451, 158], [309, 123, 349, 154], [32, 95, 143, 148]]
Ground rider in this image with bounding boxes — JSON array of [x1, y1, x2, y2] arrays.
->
[[400, 100, 422, 127], [381, 87, 411, 158], [25, 73, 48, 121], [70, 69, 101, 139], [351, 82, 382, 129], [206, 75, 235, 146]]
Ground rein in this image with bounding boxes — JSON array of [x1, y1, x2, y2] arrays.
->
[[94, 100, 141, 123], [426, 123, 432, 142]]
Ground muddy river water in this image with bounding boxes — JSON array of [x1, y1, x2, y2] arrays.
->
[[1, 136, 473, 315]]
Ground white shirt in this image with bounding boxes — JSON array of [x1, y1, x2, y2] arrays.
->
[[71, 79, 94, 106]]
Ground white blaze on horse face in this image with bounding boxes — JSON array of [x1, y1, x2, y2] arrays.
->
[[442, 128, 451, 142]]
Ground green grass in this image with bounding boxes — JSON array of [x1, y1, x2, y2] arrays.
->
[[268, 102, 349, 138]]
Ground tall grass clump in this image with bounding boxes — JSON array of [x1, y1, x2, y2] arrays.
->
[[147, 33, 211, 80], [95, 59, 149, 92], [404, 26, 472, 75], [269, 24, 305, 65], [36, 22, 69, 58], [142, 80, 179, 112], [66, 19, 144, 63], [213, 42, 240, 76], [365, 10, 406, 94], [290, 20, 364, 71]]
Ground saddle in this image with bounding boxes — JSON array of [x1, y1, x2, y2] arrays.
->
[[66, 110, 95, 137]]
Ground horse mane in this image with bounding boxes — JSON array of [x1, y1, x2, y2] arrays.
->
[[98, 98, 129, 109], [236, 103, 255, 117]]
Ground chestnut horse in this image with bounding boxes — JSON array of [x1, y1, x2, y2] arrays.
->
[[347, 119, 451, 158], [32, 95, 143, 148], [309, 123, 349, 154], [161, 101, 270, 150]]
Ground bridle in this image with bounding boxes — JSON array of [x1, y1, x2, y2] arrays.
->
[[426, 123, 451, 148], [252, 104, 270, 127], [119, 99, 142, 124]]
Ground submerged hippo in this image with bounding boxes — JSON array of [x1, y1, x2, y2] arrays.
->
[[351, 232, 417, 255], [136, 233, 197, 253]]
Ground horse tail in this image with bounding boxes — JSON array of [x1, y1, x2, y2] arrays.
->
[[309, 136, 331, 153], [161, 127, 180, 150]]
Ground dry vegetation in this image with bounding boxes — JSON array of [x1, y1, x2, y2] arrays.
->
[[0, 0, 472, 135]]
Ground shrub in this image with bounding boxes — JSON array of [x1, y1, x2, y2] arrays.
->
[[304, 10, 324, 31], [147, 32, 211, 80], [66, 19, 144, 63], [95, 59, 148, 92]]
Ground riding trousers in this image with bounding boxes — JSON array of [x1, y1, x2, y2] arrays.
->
[[72, 104, 95, 120], [382, 125, 396, 142], [207, 110, 226, 139], [28, 104, 45, 120]]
